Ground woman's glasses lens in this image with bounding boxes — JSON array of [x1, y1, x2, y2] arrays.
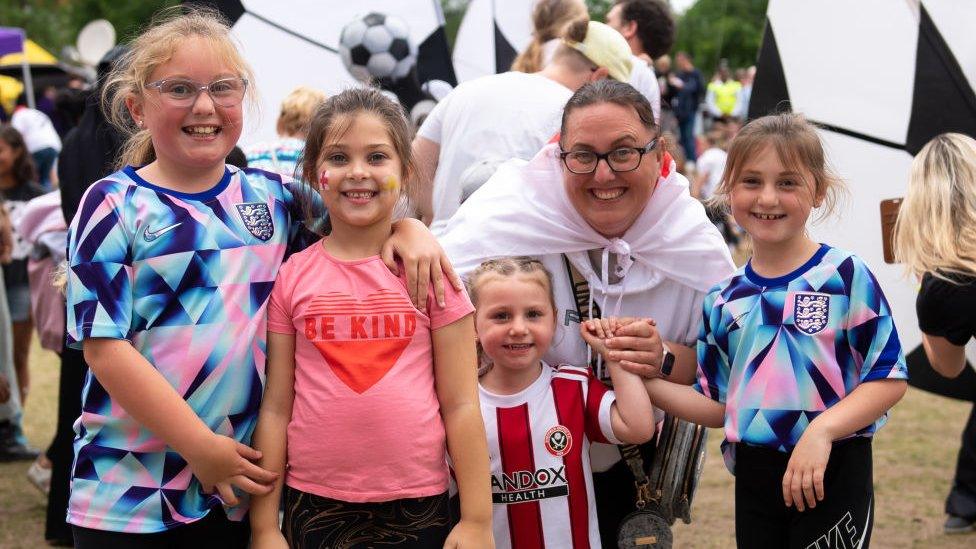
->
[[152, 78, 247, 107]]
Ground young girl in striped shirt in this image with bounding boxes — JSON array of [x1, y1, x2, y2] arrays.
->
[[467, 257, 653, 548]]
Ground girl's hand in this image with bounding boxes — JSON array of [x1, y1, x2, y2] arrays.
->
[[443, 519, 493, 549], [184, 434, 279, 506], [605, 318, 665, 378], [782, 425, 832, 512], [250, 528, 289, 549], [382, 218, 463, 310], [580, 318, 623, 359]]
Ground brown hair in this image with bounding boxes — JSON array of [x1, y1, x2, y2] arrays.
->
[[710, 113, 844, 219], [511, 0, 589, 73], [299, 87, 416, 228], [466, 257, 557, 375], [559, 79, 657, 144], [0, 125, 37, 186], [101, 6, 255, 169]]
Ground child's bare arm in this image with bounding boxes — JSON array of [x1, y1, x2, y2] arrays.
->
[[783, 379, 906, 512], [581, 319, 654, 443], [249, 332, 297, 545], [645, 377, 725, 428], [432, 315, 493, 549], [83, 338, 278, 505]]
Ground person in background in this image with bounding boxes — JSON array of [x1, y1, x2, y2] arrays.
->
[[705, 61, 742, 126], [414, 20, 633, 232], [11, 94, 61, 189], [244, 85, 326, 178], [0, 125, 45, 410], [894, 132, 976, 535], [511, 0, 588, 74], [605, 0, 677, 123], [672, 51, 705, 166]]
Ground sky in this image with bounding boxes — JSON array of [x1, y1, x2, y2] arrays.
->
[[671, 0, 696, 14]]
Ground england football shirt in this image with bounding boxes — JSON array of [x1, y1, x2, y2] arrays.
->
[[480, 363, 619, 549], [65, 165, 317, 532], [694, 244, 907, 452]]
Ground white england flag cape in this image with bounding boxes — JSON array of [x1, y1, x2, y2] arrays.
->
[[437, 142, 734, 304]]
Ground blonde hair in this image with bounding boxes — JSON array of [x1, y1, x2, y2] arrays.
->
[[894, 132, 976, 280], [102, 6, 256, 169], [466, 257, 557, 375], [710, 113, 844, 220], [276, 86, 327, 138], [511, 0, 588, 73]]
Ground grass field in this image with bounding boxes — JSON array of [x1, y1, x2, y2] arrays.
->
[[2, 340, 975, 548]]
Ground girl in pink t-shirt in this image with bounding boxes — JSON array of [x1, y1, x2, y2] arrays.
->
[[250, 88, 492, 549]]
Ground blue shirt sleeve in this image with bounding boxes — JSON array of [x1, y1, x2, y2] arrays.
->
[[65, 180, 134, 348], [694, 289, 730, 402], [844, 255, 908, 383]]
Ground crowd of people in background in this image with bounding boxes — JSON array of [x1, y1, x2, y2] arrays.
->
[[0, 1, 973, 548]]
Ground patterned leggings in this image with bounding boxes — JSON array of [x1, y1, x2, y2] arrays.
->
[[283, 487, 451, 549]]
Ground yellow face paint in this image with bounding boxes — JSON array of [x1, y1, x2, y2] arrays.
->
[[383, 174, 400, 192]]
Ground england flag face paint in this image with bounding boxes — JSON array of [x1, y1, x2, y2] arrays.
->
[[319, 170, 331, 191]]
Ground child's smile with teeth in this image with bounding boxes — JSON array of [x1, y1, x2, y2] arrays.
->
[[184, 125, 220, 136], [753, 212, 785, 220]]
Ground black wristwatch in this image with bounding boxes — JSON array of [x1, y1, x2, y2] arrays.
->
[[661, 343, 675, 376]]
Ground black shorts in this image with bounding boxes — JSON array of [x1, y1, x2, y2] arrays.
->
[[283, 486, 451, 549], [734, 437, 874, 548], [72, 506, 249, 549]]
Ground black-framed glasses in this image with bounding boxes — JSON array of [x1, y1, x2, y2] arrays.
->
[[559, 138, 659, 174], [146, 77, 248, 108]]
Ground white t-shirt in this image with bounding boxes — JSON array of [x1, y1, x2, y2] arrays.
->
[[480, 362, 618, 549], [695, 147, 727, 199], [628, 56, 661, 124], [417, 71, 572, 233], [11, 107, 61, 153]]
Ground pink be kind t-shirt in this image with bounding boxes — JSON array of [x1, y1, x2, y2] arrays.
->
[[267, 241, 474, 502]]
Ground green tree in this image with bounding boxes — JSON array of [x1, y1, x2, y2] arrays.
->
[[674, 0, 768, 76], [1, 0, 176, 61]]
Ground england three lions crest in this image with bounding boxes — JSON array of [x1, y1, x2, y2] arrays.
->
[[236, 203, 274, 241], [794, 292, 830, 335]]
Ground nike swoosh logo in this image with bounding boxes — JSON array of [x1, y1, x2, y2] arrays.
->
[[143, 222, 182, 242]]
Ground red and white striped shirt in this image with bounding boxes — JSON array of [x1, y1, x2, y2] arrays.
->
[[480, 362, 619, 549]]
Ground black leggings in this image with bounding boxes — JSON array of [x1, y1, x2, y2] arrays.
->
[[284, 486, 450, 548], [72, 506, 249, 549], [734, 438, 874, 548]]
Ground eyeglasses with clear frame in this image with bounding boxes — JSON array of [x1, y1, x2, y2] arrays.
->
[[145, 77, 248, 108], [559, 138, 660, 174]]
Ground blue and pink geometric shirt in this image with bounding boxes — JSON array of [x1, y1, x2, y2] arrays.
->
[[65, 165, 317, 533], [694, 244, 908, 453]]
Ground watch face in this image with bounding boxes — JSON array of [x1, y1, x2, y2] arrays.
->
[[661, 351, 675, 376]]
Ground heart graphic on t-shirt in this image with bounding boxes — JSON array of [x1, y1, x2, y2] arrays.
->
[[305, 289, 417, 394]]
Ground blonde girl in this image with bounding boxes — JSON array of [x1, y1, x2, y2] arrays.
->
[[638, 113, 908, 547], [467, 257, 652, 548], [65, 8, 455, 547], [894, 132, 976, 533], [249, 88, 492, 549]]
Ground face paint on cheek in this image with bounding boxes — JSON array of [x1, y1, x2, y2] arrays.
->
[[382, 174, 399, 192], [319, 170, 330, 191]]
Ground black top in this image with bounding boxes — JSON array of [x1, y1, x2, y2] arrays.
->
[[1, 181, 46, 288], [917, 272, 976, 346]]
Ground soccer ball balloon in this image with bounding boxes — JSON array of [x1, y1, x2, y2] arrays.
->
[[339, 12, 417, 84]]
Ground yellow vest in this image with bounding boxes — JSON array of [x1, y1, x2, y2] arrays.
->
[[708, 79, 742, 116]]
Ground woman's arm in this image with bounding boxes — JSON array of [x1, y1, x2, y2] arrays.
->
[[249, 332, 296, 547], [783, 379, 907, 511], [607, 319, 698, 385], [83, 338, 278, 504], [411, 136, 440, 225], [922, 332, 967, 378], [432, 315, 493, 549], [645, 377, 725, 428], [382, 218, 462, 311]]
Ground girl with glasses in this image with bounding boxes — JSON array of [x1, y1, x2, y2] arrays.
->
[[64, 8, 458, 547]]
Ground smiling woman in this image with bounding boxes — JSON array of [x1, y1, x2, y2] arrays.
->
[[438, 78, 734, 544]]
